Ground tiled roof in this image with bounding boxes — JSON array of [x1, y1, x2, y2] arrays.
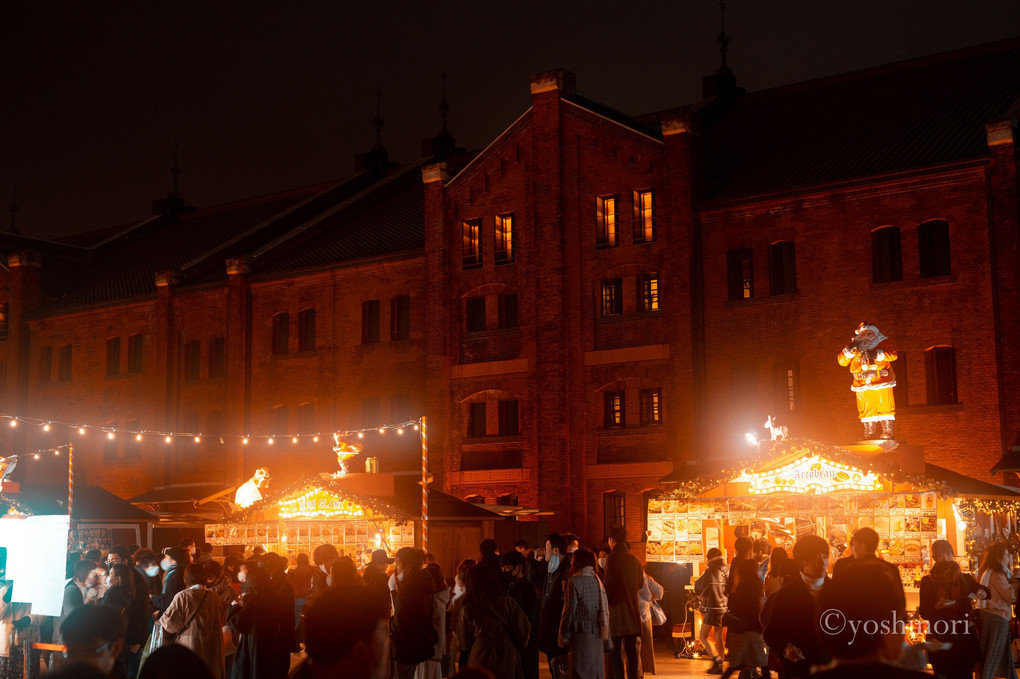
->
[[254, 164, 425, 275], [645, 39, 1020, 201]]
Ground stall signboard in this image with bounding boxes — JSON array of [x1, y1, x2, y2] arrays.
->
[[278, 488, 371, 520], [749, 455, 882, 495]]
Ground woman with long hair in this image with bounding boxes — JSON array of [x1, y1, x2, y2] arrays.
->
[[919, 540, 986, 679], [459, 565, 530, 679], [724, 559, 767, 679], [976, 542, 1019, 679], [159, 564, 224, 679], [558, 548, 609, 679], [227, 563, 283, 679], [763, 547, 788, 597]]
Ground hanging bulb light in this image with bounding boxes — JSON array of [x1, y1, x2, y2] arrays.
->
[[107, 431, 115, 440], [357, 432, 364, 439], [313, 435, 319, 443], [397, 428, 404, 435], [165, 435, 172, 444], [136, 433, 143, 442], [43, 422, 51, 432], [8, 419, 17, 428], [268, 437, 274, 445], [79, 427, 86, 435], [378, 428, 385, 434], [194, 436, 201, 443], [242, 437, 249, 445], [292, 436, 298, 444]]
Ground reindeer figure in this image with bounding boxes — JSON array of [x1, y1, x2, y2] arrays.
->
[[764, 416, 788, 441]]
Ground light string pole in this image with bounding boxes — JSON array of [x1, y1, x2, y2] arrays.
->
[[68, 443, 73, 520], [421, 416, 428, 555]]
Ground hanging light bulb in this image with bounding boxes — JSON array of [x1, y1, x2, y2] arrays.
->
[[165, 435, 172, 444], [292, 436, 298, 444], [313, 435, 319, 443], [136, 433, 143, 441], [242, 437, 249, 445], [378, 428, 385, 434], [33, 454, 39, 460], [194, 436, 201, 443], [413, 424, 419, 431], [8, 419, 17, 428], [397, 428, 404, 435], [107, 431, 115, 440], [79, 427, 86, 435], [268, 437, 275, 445], [357, 432, 364, 439], [43, 422, 51, 432]]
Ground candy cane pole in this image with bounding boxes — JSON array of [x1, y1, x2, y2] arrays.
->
[[421, 417, 428, 554], [68, 443, 74, 519]]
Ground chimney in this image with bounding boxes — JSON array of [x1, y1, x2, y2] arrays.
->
[[530, 69, 577, 98]]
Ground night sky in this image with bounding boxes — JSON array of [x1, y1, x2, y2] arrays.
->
[[1, 2, 1016, 240]]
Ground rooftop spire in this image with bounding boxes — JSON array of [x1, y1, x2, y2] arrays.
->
[[716, 0, 732, 73], [372, 87, 385, 153], [8, 181, 19, 235]]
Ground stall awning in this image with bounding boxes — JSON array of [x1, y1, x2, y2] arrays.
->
[[17, 485, 156, 522], [130, 483, 235, 505], [924, 464, 1020, 500], [990, 448, 1020, 475]]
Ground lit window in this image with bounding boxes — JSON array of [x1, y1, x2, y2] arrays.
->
[[604, 391, 625, 428], [463, 219, 482, 268], [601, 279, 623, 317], [769, 241, 797, 295], [639, 274, 659, 312], [919, 220, 951, 278], [640, 389, 662, 425], [775, 364, 798, 412], [727, 248, 754, 300], [0, 302, 8, 341], [596, 196, 617, 247], [633, 190, 655, 243], [925, 346, 956, 404], [872, 227, 902, 283], [603, 491, 625, 539], [495, 213, 514, 263], [272, 312, 289, 355]]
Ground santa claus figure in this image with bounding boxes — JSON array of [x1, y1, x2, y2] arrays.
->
[[837, 322, 898, 440]]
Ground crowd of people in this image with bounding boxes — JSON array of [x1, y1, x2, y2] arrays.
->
[[6, 526, 1018, 679], [693, 528, 1020, 679]]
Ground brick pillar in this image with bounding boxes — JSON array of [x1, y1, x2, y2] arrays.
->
[[154, 269, 180, 484], [226, 256, 251, 485], [987, 120, 1020, 466], [422, 163, 451, 488]]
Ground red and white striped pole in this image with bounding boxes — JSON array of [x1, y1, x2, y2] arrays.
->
[[67, 443, 74, 519], [421, 417, 428, 554]]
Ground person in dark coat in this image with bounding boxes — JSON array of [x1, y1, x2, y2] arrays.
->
[[107, 547, 152, 679], [55, 559, 92, 644], [762, 535, 831, 679], [227, 563, 282, 679], [831, 527, 901, 585], [99, 564, 139, 678], [535, 533, 571, 679], [501, 550, 540, 679], [308, 544, 338, 604], [263, 553, 297, 675], [361, 549, 391, 604], [812, 561, 929, 679], [726, 536, 753, 596], [152, 548, 187, 615], [289, 585, 391, 679], [604, 527, 643, 679], [390, 547, 438, 679], [459, 565, 530, 679], [133, 550, 163, 598], [918, 540, 986, 679]]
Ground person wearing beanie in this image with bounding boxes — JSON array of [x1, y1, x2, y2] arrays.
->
[[694, 548, 728, 674]]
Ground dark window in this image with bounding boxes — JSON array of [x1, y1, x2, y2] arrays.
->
[[467, 402, 487, 437], [893, 351, 908, 407], [272, 405, 289, 434], [639, 389, 662, 426], [466, 296, 486, 332], [596, 196, 618, 247], [463, 219, 482, 268], [184, 340, 201, 381], [601, 279, 623, 317], [361, 398, 380, 429], [272, 312, 289, 355], [106, 337, 121, 377], [727, 248, 754, 300], [127, 334, 143, 374], [125, 418, 141, 459], [495, 213, 514, 263], [40, 347, 52, 384], [774, 364, 799, 413], [58, 344, 72, 382], [919, 220, 951, 278], [633, 190, 655, 243], [498, 399, 520, 435], [638, 273, 659, 312], [872, 227, 902, 283], [391, 393, 412, 422], [209, 337, 225, 378], [298, 308, 316, 352], [390, 296, 410, 341], [103, 421, 118, 461], [769, 241, 797, 295], [465, 494, 485, 505], [925, 346, 957, 405], [604, 391, 625, 428], [361, 300, 380, 344], [497, 493, 519, 506], [0, 302, 9, 340], [498, 293, 518, 329], [297, 403, 316, 434], [603, 491, 625, 540]]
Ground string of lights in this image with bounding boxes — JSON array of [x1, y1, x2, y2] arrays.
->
[[0, 413, 422, 446]]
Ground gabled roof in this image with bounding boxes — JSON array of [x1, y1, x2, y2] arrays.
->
[[17, 485, 156, 521], [642, 38, 1020, 201]]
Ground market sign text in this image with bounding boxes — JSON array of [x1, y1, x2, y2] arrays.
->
[[749, 455, 882, 495]]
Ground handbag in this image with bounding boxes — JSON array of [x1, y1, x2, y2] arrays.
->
[[650, 600, 668, 626]]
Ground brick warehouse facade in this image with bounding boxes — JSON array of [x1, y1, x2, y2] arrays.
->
[[1, 39, 1019, 550]]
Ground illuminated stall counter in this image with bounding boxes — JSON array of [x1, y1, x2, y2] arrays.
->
[[206, 472, 414, 563]]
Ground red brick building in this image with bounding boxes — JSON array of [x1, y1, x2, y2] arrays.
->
[[1, 39, 1018, 549]]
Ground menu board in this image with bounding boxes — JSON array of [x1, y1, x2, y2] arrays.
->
[[646, 492, 939, 565], [206, 520, 416, 565]]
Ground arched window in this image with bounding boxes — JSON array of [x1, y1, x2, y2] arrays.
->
[[272, 405, 289, 434], [872, 227, 902, 283], [919, 220, 951, 278]]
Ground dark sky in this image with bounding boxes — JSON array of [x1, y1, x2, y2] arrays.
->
[[1, 2, 1016, 240]]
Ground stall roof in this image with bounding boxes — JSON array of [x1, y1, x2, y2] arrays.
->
[[130, 483, 235, 505], [229, 474, 410, 522], [17, 485, 156, 522], [924, 464, 1020, 499], [990, 448, 1020, 475]]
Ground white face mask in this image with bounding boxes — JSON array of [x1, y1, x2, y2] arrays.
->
[[598, 557, 607, 569], [238, 571, 247, 583], [105, 577, 113, 588], [548, 554, 560, 572], [325, 576, 333, 587], [145, 566, 160, 578]]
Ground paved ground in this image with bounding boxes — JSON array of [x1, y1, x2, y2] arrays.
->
[[536, 643, 721, 679]]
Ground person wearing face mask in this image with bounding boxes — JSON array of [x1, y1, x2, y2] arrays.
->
[[501, 550, 540, 679], [180, 539, 198, 563], [595, 546, 611, 581], [309, 544, 339, 604], [535, 532, 571, 679], [133, 550, 163, 598], [762, 535, 832, 679], [52, 604, 126, 679], [108, 545, 154, 675], [100, 564, 138, 676], [151, 548, 187, 617], [290, 585, 391, 679], [159, 565, 224, 679]]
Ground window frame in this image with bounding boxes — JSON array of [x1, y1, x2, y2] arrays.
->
[[768, 241, 797, 296], [638, 273, 659, 312], [639, 388, 662, 426], [467, 401, 487, 438], [498, 293, 519, 329], [872, 226, 903, 284], [58, 344, 72, 382], [297, 308, 316, 352], [596, 195, 618, 248], [127, 333, 143, 374], [919, 219, 951, 278], [498, 399, 520, 436], [601, 278, 623, 317], [603, 491, 626, 540], [271, 312, 290, 355], [604, 391, 625, 428], [361, 300, 381, 344], [465, 296, 486, 333], [925, 346, 957, 405], [208, 336, 225, 378], [183, 340, 201, 381], [727, 248, 754, 300], [390, 296, 411, 341], [495, 213, 515, 263], [462, 219, 482, 268], [632, 189, 656, 243], [106, 337, 121, 377]]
